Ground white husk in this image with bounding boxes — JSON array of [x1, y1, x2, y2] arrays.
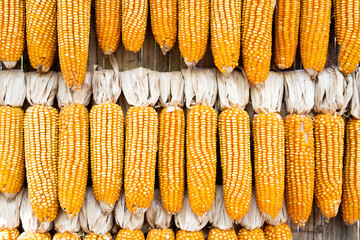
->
[[0, 70, 25, 107], [263, 199, 289, 225], [217, 70, 250, 111], [92, 66, 122, 105], [25, 71, 58, 106], [114, 192, 144, 230], [158, 71, 184, 108], [182, 68, 217, 108], [175, 191, 208, 232], [0, 189, 23, 230], [313, 67, 353, 115], [207, 186, 234, 231], [79, 187, 113, 235], [121, 67, 160, 107], [54, 209, 81, 236], [349, 68, 360, 119], [284, 70, 314, 115], [238, 190, 264, 230], [146, 189, 172, 230], [251, 72, 284, 113], [57, 72, 92, 108], [19, 189, 52, 234]]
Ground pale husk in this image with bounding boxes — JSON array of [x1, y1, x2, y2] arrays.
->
[[114, 192, 144, 230], [175, 191, 208, 232], [182, 68, 217, 108], [217, 70, 250, 111], [251, 72, 284, 114], [19, 189, 52, 234], [57, 72, 92, 108], [121, 67, 160, 107], [238, 190, 265, 230], [92, 66, 121, 105], [0, 70, 26, 107], [349, 68, 360, 119], [284, 70, 314, 115], [0, 189, 23, 230], [79, 187, 113, 235], [313, 67, 353, 116], [25, 71, 58, 106], [207, 186, 234, 231], [145, 189, 172, 230], [263, 199, 289, 225], [54, 209, 82, 236], [158, 71, 184, 108]]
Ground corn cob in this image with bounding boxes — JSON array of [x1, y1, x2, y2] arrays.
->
[[178, 0, 209, 67], [26, 0, 57, 72], [95, 0, 121, 55], [150, 0, 177, 54], [0, 0, 25, 69], [54, 208, 82, 240], [57, 0, 91, 88], [274, 0, 300, 69], [122, 0, 148, 52], [147, 229, 175, 240], [263, 224, 292, 240], [175, 231, 204, 240], [237, 228, 265, 240], [300, 0, 331, 78], [210, 0, 241, 75], [206, 228, 237, 240], [54, 232, 81, 240], [242, 0, 275, 85], [20, 233, 52, 240], [0, 229, 19, 240], [84, 233, 112, 240], [116, 230, 145, 240]]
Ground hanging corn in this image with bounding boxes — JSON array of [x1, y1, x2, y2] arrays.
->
[[263, 200, 292, 240], [53, 209, 82, 240]]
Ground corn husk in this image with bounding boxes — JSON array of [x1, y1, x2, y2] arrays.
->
[[25, 71, 58, 106], [0, 70, 25, 108], [158, 71, 184, 109], [146, 189, 172, 230], [263, 199, 289, 225], [0, 189, 23, 231], [93, 66, 122, 105], [238, 190, 264, 230], [54, 209, 82, 237], [349, 68, 360, 119], [114, 192, 144, 231]]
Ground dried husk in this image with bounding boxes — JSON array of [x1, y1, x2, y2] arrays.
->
[[25, 71, 58, 106], [0, 70, 25, 107]]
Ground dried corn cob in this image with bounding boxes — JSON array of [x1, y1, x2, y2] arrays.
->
[[237, 228, 265, 240], [263, 224, 292, 240], [84, 233, 112, 240], [54, 232, 81, 240], [54, 208, 82, 240], [147, 229, 175, 240], [116, 230, 145, 240], [175, 231, 204, 239], [0, 189, 23, 240], [207, 228, 237, 240]]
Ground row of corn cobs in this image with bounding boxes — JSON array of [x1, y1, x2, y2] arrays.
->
[[0, 0, 359, 88]]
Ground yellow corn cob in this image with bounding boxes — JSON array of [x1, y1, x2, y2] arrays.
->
[[242, 0, 275, 85], [314, 114, 344, 219], [207, 228, 237, 240], [20, 233, 51, 240], [53, 232, 81, 240], [253, 112, 285, 219], [237, 228, 265, 240], [263, 224, 292, 240], [84, 233, 112, 240], [150, 0, 177, 54], [175, 230, 204, 240], [187, 105, 217, 216], [121, 0, 148, 53], [0, 106, 24, 196], [178, 0, 209, 67], [147, 229, 175, 240], [90, 103, 124, 211], [95, 0, 121, 55], [26, 0, 57, 72], [57, 0, 91, 88], [0, 229, 19, 240], [334, 0, 360, 74], [341, 118, 360, 225], [284, 114, 314, 227], [219, 108, 251, 220], [58, 104, 89, 217], [125, 106, 158, 212], [210, 0, 241, 74], [158, 107, 185, 214], [24, 105, 59, 223], [274, 0, 300, 69], [300, 0, 331, 77], [116, 229, 145, 240], [0, 0, 25, 68]]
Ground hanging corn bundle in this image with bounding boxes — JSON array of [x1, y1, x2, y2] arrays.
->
[[158, 72, 185, 214], [53, 209, 82, 240], [174, 191, 208, 239], [79, 187, 114, 240], [57, 73, 92, 217], [26, 0, 57, 72], [237, 190, 265, 240], [183, 69, 217, 216], [114, 192, 145, 239], [18, 189, 53, 240], [283, 71, 315, 227], [217, 70, 252, 220], [263, 200, 292, 240], [0, 0, 25, 69], [207, 186, 237, 239], [251, 72, 285, 220], [91, 66, 123, 214], [313, 68, 352, 220], [341, 68, 360, 225], [0, 71, 25, 200], [0, 189, 23, 240], [24, 72, 59, 223], [145, 189, 174, 240], [121, 68, 160, 214]]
